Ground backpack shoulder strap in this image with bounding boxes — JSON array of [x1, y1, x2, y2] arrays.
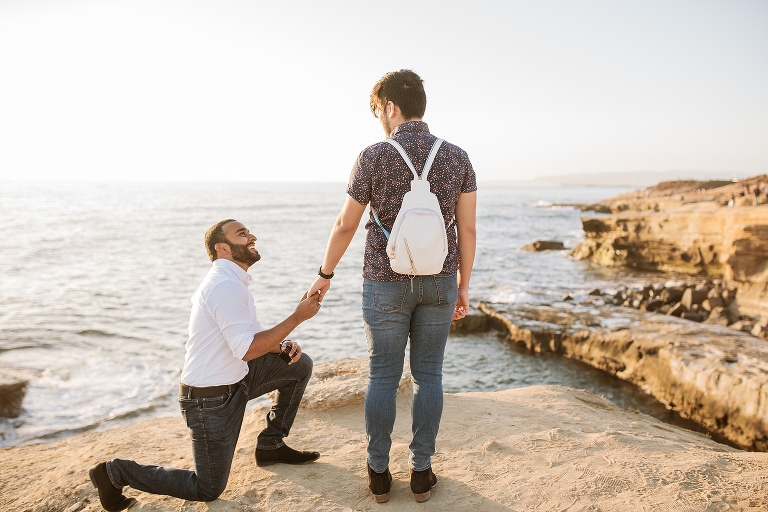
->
[[385, 138, 444, 181], [422, 139, 444, 181], [385, 139, 418, 180]]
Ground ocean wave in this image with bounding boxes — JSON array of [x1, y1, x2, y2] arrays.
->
[[77, 329, 116, 337]]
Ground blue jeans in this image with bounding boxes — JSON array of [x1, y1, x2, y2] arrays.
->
[[363, 274, 457, 473], [106, 352, 313, 502]]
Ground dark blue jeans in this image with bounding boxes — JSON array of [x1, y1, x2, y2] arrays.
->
[[107, 352, 313, 502]]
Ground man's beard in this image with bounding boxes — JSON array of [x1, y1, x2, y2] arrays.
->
[[227, 242, 261, 267], [381, 115, 392, 137]]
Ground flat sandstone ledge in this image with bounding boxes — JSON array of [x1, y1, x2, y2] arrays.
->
[[478, 302, 768, 451], [2, 359, 767, 511]]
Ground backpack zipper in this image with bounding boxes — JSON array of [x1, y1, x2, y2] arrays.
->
[[404, 238, 417, 292]]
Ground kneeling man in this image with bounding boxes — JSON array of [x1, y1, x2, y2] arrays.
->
[[90, 219, 322, 511]]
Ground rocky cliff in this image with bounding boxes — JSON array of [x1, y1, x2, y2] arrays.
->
[[571, 176, 768, 317], [477, 302, 768, 451]]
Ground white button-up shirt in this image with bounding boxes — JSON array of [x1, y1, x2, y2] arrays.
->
[[181, 258, 264, 387]]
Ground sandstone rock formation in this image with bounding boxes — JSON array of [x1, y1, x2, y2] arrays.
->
[[450, 306, 491, 333], [570, 176, 768, 318], [478, 302, 768, 451]]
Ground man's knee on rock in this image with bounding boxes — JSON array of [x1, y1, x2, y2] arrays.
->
[[198, 481, 228, 502]]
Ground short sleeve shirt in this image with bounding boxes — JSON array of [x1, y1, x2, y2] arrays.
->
[[347, 121, 477, 282]]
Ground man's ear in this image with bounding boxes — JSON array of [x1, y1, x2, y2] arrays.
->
[[386, 101, 399, 119], [214, 242, 229, 258]]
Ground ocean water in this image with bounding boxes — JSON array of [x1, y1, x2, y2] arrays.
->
[[0, 181, 699, 447]]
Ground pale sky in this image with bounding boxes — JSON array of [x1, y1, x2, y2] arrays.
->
[[1, 0, 766, 182]]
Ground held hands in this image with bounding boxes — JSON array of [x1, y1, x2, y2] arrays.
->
[[307, 276, 331, 303], [293, 290, 322, 323], [453, 289, 470, 320]]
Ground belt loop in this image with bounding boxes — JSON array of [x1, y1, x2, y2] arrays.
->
[[187, 386, 193, 399]]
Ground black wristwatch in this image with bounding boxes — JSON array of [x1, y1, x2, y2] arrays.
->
[[318, 266, 334, 279]]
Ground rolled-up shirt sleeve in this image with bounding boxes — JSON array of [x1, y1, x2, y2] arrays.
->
[[347, 149, 373, 206], [207, 280, 256, 360]]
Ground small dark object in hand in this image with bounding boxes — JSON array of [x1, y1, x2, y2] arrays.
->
[[279, 342, 293, 363]]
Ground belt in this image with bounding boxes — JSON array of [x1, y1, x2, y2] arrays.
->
[[179, 382, 238, 398]]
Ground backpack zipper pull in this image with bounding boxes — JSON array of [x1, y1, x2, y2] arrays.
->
[[404, 239, 416, 292]]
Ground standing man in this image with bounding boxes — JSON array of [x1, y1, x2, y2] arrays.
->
[[89, 219, 322, 511], [307, 70, 477, 503]]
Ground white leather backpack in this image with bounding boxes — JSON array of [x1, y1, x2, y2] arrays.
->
[[372, 138, 449, 276]]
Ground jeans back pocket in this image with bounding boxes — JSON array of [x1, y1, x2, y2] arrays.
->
[[370, 280, 408, 313]]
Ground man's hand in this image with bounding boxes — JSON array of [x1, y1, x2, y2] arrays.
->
[[453, 289, 470, 320], [307, 276, 331, 303], [293, 290, 322, 322], [282, 340, 303, 365]]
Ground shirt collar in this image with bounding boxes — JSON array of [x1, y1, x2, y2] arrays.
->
[[390, 120, 430, 139], [213, 258, 252, 286]]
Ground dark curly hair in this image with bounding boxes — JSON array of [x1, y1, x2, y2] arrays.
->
[[204, 219, 237, 262], [370, 69, 426, 120]]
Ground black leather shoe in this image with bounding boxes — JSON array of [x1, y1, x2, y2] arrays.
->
[[367, 463, 393, 503], [255, 444, 320, 466], [89, 462, 137, 511], [410, 466, 438, 503]]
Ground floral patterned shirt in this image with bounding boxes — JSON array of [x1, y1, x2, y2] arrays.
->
[[347, 121, 477, 282]]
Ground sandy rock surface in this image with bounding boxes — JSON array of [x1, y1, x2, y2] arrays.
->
[[479, 302, 768, 450], [2, 359, 766, 511]]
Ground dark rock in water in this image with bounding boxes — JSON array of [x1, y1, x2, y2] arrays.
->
[[659, 287, 684, 304], [0, 374, 28, 418], [704, 306, 731, 326], [702, 297, 724, 311], [642, 299, 664, 312], [667, 302, 687, 317], [659, 304, 672, 314], [521, 240, 565, 251], [588, 289, 602, 296], [641, 285, 654, 299], [681, 288, 708, 310], [562, 293, 574, 302], [682, 311, 705, 322]]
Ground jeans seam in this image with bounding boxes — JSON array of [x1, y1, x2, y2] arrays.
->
[[254, 377, 299, 448], [197, 402, 214, 496], [105, 460, 119, 488]]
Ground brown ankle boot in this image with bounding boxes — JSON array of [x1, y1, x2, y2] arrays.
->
[[367, 463, 393, 503], [410, 466, 437, 503], [89, 462, 137, 511]]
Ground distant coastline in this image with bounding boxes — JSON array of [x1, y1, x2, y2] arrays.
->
[[516, 170, 739, 189]]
